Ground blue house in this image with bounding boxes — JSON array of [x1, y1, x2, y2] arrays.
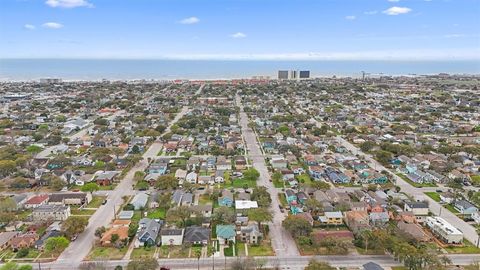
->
[[285, 189, 297, 205]]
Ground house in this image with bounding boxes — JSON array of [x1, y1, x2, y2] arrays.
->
[[0, 232, 19, 251], [350, 201, 368, 212], [397, 222, 431, 242], [369, 212, 390, 227], [186, 171, 198, 184], [184, 226, 210, 245], [175, 169, 187, 182], [35, 224, 62, 250], [94, 171, 119, 186], [100, 226, 129, 247], [216, 156, 231, 171], [218, 190, 234, 207], [472, 211, 480, 224], [234, 156, 247, 170], [48, 192, 92, 206], [32, 205, 70, 221], [118, 210, 134, 220], [190, 204, 213, 218], [454, 200, 479, 216], [240, 223, 263, 244], [12, 194, 28, 210], [215, 170, 225, 183], [235, 200, 258, 211], [9, 233, 38, 250], [439, 192, 455, 204], [160, 228, 184, 246], [172, 190, 193, 206], [136, 218, 162, 247], [318, 211, 343, 225], [296, 212, 314, 226], [345, 211, 370, 233], [24, 194, 49, 209], [131, 193, 149, 210], [216, 225, 236, 244], [285, 189, 297, 204], [425, 216, 463, 244], [198, 175, 213, 185], [404, 201, 429, 221]]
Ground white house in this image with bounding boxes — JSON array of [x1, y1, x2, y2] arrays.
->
[[160, 228, 184, 246], [186, 172, 198, 184]]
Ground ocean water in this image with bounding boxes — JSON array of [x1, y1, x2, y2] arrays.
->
[[0, 59, 479, 81]]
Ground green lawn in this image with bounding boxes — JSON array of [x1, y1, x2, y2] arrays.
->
[[71, 208, 96, 215], [147, 208, 166, 219], [444, 204, 460, 214], [231, 178, 257, 188], [237, 243, 247, 256], [425, 192, 441, 202], [471, 175, 480, 186], [295, 174, 312, 185], [247, 242, 274, 256], [87, 195, 106, 208], [130, 247, 156, 259], [444, 240, 480, 254], [396, 173, 437, 188], [224, 242, 238, 257], [272, 178, 284, 188], [86, 246, 128, 260]]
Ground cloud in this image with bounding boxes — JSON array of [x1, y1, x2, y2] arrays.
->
[[24, 24, 36, 30], [179, 17, 200, 25], [345, 15, 356, 20], [42, 22, 64, 29], [443, 34, 466, 38], [383, 6, 412, 15], [230, 32, 247, 38], [45, 0, 93, 8], [387, 0, 400, 2], [364, 10, 378, 15]]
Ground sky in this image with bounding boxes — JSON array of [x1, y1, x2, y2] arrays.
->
[[0, 0, 479, 60]]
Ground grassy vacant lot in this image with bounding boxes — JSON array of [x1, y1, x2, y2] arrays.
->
[[425, 192, 441, 202], [295, 174, 312, 185], [87, 195, 106, 208], [444, 204, 460, 214], [247, 242, 274, 256], [231, 178, 257, 188], [86, 246, 128, 260], [130, 247, 156, 259], [445, 240, 480, 254], [147, 208, 166, 219], [396, 173, 437, 188], [71, 208, 96, 216], [471, 175, 480, 186], [198, 194, 212, 205]]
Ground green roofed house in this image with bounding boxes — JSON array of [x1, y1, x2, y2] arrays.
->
[[216, 225, 236, 244]]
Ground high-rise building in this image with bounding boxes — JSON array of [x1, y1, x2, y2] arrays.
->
[[278, 70, 289, 80], [289, 70, 297, 80], [299, 70, 310, 79]]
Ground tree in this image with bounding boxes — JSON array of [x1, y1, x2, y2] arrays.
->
[[250, 187, 272, 207], [243, 168, 260, 182], [95, 226, 106, 238], [110, 233, 120, 244], [375, 150, 393, 164], [272, 171, 283, 186], [16, 248, 29, 258], [282, 215, 312, 237], [26, 145, 43, 155], [304, 198, 323, 215], [126, 258, 159, 270], [212, 206, 236, 224], [167, 206, 192, 227], [305, 260, 335, 270], [360, 141, 376, 152], [155, 174, 178, 190], [247, 208, 273, 228], [45, 174, 66, 191], [45, 236, 70, 253], [0, 197, 17, 212], [81, 182, 100, 193], [111, 147, 124, 159], [62, 216, 88, 239], [310, 181, 331, 191], [0, 160, 16, 177]]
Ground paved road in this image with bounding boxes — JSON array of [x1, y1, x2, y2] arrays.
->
[[335, 136, 480, 247], [57, 107, 190, 263], [27, 253, 480, 270], [236, 94, 300, 257]]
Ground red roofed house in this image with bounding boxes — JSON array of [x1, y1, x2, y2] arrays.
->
[[24, 194, 49, 209]]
